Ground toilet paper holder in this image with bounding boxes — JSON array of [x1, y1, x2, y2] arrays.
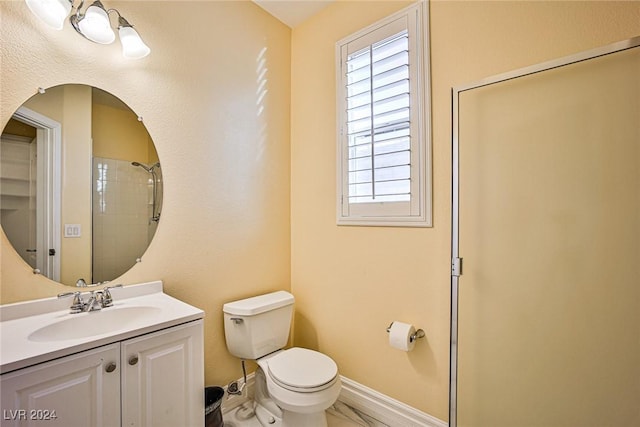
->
[[386, 322, 425, 343]]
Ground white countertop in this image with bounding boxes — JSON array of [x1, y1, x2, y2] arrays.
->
[[0, 281, 204, 374]]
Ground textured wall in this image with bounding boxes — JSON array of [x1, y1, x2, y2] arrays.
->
[[1, 0, 292, 388]]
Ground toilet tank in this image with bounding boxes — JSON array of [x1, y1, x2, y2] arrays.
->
[[223, 291, 294, 360]]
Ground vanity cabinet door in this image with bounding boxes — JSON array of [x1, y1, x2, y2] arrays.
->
[[0, 343, 121, 427], [121, 320, 204, 427]]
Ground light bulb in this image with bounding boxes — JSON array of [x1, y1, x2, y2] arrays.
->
[[78, 1, 115, 44], [25, 0, 71, 30], [119, 25, 150, 59]]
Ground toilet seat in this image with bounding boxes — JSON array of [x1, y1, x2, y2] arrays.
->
[[267, 348, 338, 393]]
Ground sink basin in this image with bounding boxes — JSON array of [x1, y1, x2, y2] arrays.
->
[[1, 281, 205, 374], [27, 306, 162, 342]]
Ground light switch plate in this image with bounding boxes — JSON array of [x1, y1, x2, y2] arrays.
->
[[64, 224, 82, 238]]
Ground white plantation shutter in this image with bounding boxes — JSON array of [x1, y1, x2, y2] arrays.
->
[[346, 29, 411, 204], [336, 2, 431, 226]]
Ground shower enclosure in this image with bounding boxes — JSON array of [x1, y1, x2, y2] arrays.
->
[[92, 157, 162, 283], [450, 37, 640, 426]]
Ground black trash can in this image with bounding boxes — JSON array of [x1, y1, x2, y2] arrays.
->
[[205, 386, 225, 427]]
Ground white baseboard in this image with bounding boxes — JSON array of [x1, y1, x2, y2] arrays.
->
[[221, 373, 446, 427], [338, 376, 447, 427]]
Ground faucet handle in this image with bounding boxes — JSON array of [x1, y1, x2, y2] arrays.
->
[[102, 284, 123, 307], [58, 291, 84, 314]]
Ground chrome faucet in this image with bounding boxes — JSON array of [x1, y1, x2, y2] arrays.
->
[[58, 285, 123, 313], [84, 291, 104, 312]]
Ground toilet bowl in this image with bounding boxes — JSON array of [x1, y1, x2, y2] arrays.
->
[[257, 348, 341, 426], [223, 291, 342, 427]]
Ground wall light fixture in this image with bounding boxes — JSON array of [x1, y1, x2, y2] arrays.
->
[[25, 0, 150, 59]]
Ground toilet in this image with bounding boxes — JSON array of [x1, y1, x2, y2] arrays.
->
[[223, 291, 341, 427]]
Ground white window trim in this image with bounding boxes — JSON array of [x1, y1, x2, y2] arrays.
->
[[335, 1, 432, 227]]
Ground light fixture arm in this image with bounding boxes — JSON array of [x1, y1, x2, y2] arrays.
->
[[107, 9, 134, 30], [116, 15, 134, 29], [72, 0, 86, 19], [68, 13, 87, 40], [106, 8, 121, 19]]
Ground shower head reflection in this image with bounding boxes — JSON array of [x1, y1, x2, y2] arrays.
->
[[131, 161, 160, 172]]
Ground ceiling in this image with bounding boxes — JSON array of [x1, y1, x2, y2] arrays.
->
[[253, 0, 334, 28]]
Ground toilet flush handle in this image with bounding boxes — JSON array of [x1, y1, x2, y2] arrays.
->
[[230, 317, 244, 325]]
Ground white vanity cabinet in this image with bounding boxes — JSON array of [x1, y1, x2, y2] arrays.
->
[[121, 320, 204, 427], [1, 320, 204, 427], [0, 343, 121, 427]]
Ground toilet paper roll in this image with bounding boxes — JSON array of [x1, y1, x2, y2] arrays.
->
[[388, 321, 416, 351]]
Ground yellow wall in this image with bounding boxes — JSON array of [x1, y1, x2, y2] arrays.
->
[[2, 0, 640, 421], [60, 85, 93, 285], [0, 0, 292, 388], [92, 102, 153, 163], [3, 119, 36, 138], [291, 0, 640, 419]]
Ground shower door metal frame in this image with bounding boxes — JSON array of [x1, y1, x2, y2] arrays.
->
[[449, 35, 640, 427]]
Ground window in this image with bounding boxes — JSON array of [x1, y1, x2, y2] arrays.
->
[[336, 2, 431, 226]]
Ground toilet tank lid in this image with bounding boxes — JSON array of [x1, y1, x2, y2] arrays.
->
[[223, 291, 294, 316]]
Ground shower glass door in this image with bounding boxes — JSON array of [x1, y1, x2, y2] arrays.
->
[[454, 42, 640, 426]]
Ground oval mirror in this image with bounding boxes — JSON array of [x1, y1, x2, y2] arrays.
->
[[0, 84, 162, 286]]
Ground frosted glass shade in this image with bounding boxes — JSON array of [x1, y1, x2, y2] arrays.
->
[[119, 26, 150, 59], [25, 0, 71, 30], [78, 2, 115, 44]]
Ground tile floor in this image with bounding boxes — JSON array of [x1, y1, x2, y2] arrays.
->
[[222, 401, 387, 427]]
